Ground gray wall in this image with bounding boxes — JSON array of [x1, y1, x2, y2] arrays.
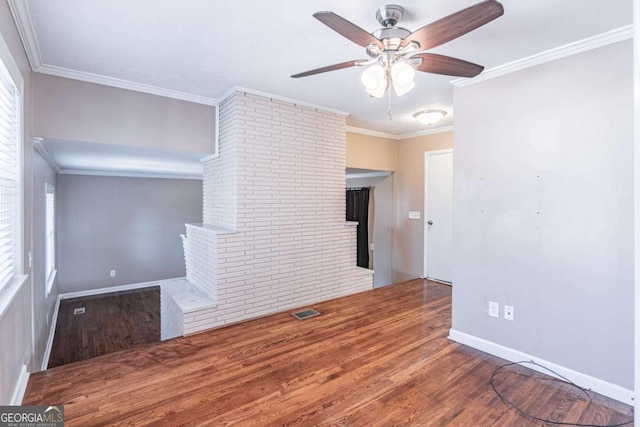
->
[[452, 40, 633, 389], [346, 175, 394, 287], [32, 151, 58, 370], [0, 0, 35, 403], [57, 175, 202, 293], [32, 73, 216, 154]]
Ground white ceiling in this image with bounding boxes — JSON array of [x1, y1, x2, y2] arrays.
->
[[13, 0, 634, 136]]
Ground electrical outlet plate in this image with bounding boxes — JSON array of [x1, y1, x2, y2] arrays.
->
[[110, 270, 116, 277], [488, 301, 499, 318], [504, 305, 514, 321]]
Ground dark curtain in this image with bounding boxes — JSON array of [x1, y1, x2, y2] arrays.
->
[[346, 188, 370, 268]]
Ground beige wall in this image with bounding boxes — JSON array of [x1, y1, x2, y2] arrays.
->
[[32, 73, 216, 154], [346, 132, 396, 171], [394, 131, 453, 282], [346, 129, 453, 283]]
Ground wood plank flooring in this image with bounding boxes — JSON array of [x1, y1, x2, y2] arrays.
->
[[48, 287, 160, 368], [26, 280, 633, 426]]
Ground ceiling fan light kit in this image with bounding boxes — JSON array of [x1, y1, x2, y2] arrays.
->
[[292, 0, 504, 118]]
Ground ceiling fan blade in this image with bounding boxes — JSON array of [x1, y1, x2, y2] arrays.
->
[[402, 0, 504, 50], [413, 53, 484, 78], [291, 60, 363, 78], [313, 11, 383, 48]]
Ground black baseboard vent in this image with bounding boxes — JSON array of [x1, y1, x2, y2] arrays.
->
[[291, 308, 321, 320]]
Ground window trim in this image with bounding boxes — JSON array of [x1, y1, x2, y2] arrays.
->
[[45, 183, 55, 296], [0, 25, 25, 316]]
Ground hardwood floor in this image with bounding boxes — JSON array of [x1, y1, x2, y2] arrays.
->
[[26, 280, 632, 426], [48, 287, 160, 368]]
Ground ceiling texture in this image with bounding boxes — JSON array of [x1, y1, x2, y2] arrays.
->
[[10, 0, 634, 137]]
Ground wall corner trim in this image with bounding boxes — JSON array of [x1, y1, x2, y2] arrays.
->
[[448, 328, 634, 405], [33, 138, 60, 173], [10, 364, 29, 405], [41, 296, 61, 371], [452, 25, 633, 88]]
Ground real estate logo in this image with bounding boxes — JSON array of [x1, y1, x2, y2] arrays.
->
[[0, 405, 64, 427]]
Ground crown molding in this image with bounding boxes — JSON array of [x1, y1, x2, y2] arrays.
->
[[32, 138, 60, 173], [58, 169, 203, 180], [345, 126, 398, 140], [398, 125, 454, 140], [8, 0, 218, 106], [346, 125, 454, 140], [36, 64, 217, 106], [452, 25, 633, 88], [218, 86, 349, 117], [7, 0, 42, 71]]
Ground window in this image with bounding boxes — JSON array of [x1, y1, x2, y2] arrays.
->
[[45, 183, 55, 294], [0, 56, 21, 293]]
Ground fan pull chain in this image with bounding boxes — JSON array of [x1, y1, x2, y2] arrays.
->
[[387, 84, 393, 120]]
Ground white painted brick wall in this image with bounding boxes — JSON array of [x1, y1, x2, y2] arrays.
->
[[160, 286, 183, 340], [182, 224, 217, 300], [182, 90, 373, 332]]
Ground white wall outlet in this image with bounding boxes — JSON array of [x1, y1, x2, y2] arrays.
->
[[369, 242, 375, 251], [488, 301, 499, 318], [504, 305, 514, 321], [110, 270, 116, 277], [408, 211, 421, 220]]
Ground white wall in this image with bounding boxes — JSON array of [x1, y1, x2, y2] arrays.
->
[[452, 40, 634, 395]]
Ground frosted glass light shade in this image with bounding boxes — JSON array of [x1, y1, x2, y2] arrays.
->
[[361, 65, 387, 98], [413, 109, 447, 125], [391, 62, 415, 96]]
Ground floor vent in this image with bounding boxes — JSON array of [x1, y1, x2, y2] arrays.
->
[[291, 308, 321, 320], [73, 307, 86, 315]]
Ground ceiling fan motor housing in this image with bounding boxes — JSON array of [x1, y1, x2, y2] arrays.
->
[[375, 4, 404, 27]]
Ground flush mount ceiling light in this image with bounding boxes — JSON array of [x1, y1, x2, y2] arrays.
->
[[413, 109, 447, 126], [292, 1, 504, 100]]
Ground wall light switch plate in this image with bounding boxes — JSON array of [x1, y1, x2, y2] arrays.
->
[[408, 211, 421, 220], [488, 301, 499, 318]]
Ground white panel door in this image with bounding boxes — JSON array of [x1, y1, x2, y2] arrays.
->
[[424, 150, 453, 283]]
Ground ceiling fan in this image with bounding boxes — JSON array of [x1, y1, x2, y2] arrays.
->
[[291, 0, 504, 98]]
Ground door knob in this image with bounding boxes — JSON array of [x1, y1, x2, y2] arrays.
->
[[427, 220, 433, 225]]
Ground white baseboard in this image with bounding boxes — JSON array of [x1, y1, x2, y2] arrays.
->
[[448, 328, 635, 405], [59, 278, 181, 300], [42, 296, 61, 370], [10, 364, 29, 405]]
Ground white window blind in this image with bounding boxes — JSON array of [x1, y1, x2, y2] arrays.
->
[[45, 183, 55, 292], [0, 59, 20, 292]]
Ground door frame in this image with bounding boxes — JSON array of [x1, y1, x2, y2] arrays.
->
[[423, 148, 453, 280]]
